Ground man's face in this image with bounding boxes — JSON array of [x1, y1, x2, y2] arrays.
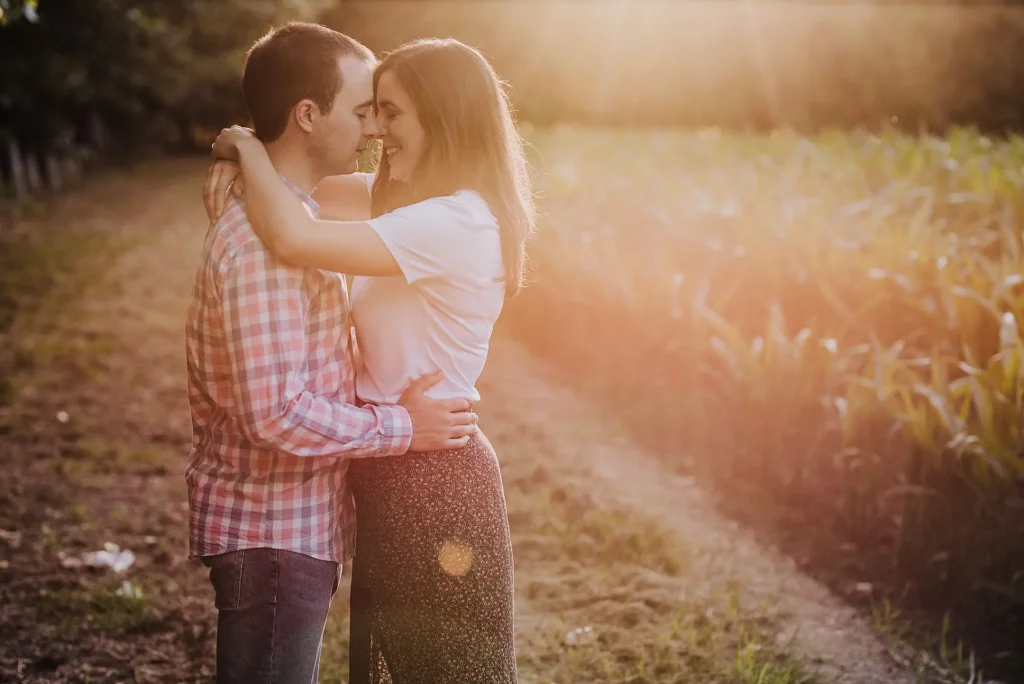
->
[[309, 55, 377, 177]]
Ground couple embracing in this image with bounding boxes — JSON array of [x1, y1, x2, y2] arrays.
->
[[185, 21, 533, 683]]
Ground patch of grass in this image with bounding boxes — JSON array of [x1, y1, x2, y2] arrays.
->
[[0, 210, 134, 445], [935, 613, 978, 681], [506, 468, 691, 578], [571, 506, 688, 577], [40, 523, 61, 553], [40, 578, 155, 635], [872, 598, 913, 642], [513, 588, 816, 684], [873, 603, 987, 684], [114, 443, 173, 474], [110, 503, 134, 533], [314, 465, 818, 683], [504, 459, 821, 682], [64, 504, 92, 525], [55, 457, 100, 482], [0, 160, 220, 681], [864, 610, 976, 683], [317, 570, 353, 683], [56, 439, 174, 482], [0, 375, 17, 408], [0, 230, 113, 333], [734, 638, 817, 684], [79, 437, 116, 460]]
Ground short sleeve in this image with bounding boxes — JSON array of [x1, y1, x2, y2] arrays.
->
[[365, 193, 497, 285], [355, 172, 375, 196]]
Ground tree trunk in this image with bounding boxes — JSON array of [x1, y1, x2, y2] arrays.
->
[[46, 154, 63, 192], [6, 139, 27, 200], [25, 152, 42, 193]]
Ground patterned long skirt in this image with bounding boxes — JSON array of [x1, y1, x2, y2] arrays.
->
[[347, 429, 517, 683]]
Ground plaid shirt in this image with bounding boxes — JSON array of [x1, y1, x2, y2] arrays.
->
[[184, 181, 413, 564]]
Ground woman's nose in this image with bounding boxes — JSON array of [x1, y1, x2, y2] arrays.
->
[[364, 115, 382, 138]]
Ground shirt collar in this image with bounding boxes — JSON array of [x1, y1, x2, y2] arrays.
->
[[279, 175, 320, 218]]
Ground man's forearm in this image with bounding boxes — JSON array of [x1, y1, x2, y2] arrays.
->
[[239, 389, 413, 459]]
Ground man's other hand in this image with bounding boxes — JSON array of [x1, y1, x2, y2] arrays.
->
[[398, 370, 478, 452]]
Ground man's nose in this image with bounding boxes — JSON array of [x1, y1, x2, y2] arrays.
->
[[363, 115, 382, 137]]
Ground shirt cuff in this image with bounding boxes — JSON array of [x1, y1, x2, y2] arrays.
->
[[372, 404, 413, 456]]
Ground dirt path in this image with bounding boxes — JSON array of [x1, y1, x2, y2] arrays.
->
[[0, 159, 941, 683], [475, 336, 927, 684]]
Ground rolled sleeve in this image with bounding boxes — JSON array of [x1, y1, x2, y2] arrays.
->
[[368, 403, 414, 456]]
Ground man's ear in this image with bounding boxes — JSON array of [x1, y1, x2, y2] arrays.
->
[[292, 99, 320, 134]]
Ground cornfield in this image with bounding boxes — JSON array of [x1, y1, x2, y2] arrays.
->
[[506, 124, 1024, 671]]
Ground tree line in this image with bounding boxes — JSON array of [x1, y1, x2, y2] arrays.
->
[[4, 0, 1024, 180]]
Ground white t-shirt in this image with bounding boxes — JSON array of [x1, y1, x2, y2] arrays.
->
[[350, 177, 505, 404]]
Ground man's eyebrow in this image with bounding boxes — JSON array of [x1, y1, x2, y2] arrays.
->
[[354, 99, 374, 111]]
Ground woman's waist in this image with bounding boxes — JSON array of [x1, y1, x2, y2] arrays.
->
[[355, 372, 481, 406], [353, 425, 491, 458], [349, 428, 496, 478]]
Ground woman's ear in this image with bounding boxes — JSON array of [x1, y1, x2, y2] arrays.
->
[[292, 99, 320, 135]]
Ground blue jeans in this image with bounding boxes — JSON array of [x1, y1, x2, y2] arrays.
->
[[201, 548, 340, 684]]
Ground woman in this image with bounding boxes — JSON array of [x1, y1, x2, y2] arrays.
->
[[205, 38, 533, 682]]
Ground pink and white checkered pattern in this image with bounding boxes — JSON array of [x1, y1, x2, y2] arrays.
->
[[184, 186, 412, 563]]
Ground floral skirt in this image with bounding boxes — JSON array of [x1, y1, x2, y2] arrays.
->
[[347, 430, 517, 683]]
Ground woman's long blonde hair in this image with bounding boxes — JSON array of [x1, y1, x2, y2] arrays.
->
[[370, 38, 535, 297]]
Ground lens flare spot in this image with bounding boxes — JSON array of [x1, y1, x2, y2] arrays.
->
[[438, 539, 474, 577]]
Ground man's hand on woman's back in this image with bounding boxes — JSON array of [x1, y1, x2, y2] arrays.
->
[[398, 370, 478, 452]]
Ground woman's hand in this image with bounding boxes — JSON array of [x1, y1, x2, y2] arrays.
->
[[203, 160, 244, 222], [211, 125, 257, 162]]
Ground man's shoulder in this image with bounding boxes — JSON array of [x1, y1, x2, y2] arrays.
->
[[209, 197, 258, 258], [204, 197, 289, 278], [206, 198, 316, 283]]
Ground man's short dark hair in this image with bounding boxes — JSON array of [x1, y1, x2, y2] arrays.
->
[[242, 22, 375, 142]]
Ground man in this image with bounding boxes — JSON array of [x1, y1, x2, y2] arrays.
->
[[185, 23, 477, 683]]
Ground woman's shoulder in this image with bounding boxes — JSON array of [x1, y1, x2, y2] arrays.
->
[[394, 191, 502, 281], [313, 172, 374, 197], [311, 172, 374, 220], [418, 189, 498, 231]]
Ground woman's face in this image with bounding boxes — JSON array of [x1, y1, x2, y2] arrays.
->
[[375, 69, 426, 184]]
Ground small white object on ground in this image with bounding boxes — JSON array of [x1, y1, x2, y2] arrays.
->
[[83, 542, 135, 573], [563, 625, 595, 647]]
